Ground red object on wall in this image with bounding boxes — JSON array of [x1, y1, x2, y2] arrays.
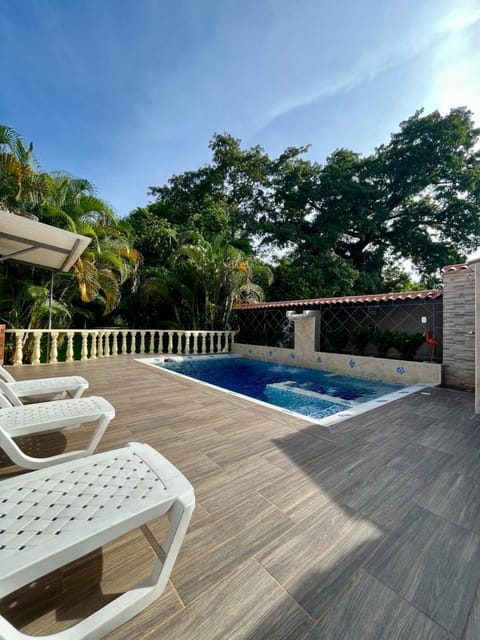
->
[[423, 331, 440, 363]]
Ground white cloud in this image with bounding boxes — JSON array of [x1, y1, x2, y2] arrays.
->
[[255, 1, 480, 134]]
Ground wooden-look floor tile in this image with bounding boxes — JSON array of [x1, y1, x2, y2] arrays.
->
[[367, 506, 480, 635], [337, 465, 429, 529], [172, 507, 295, 605], [174, 494, 277, 571], [157, 559, 314, 640], [258, 502, 385, 618], [5, 358, 480, 639], [463, 580, 480, 640], [415, 470, 480, 534], [310, 569, 453, 640]]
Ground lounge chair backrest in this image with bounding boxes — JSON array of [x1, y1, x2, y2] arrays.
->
[[0, 380, 22, 407], [0, 366, 16, 383]]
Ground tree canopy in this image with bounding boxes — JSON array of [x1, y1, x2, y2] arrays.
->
[[3, 106, 480, 331], [135, 107, 480, 302]]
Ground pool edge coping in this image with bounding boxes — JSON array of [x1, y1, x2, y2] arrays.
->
[[135, 354, 436, 430]]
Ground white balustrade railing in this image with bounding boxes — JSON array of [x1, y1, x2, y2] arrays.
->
[[5, 328, 237, 366]]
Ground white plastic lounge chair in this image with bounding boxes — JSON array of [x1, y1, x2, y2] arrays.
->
[[0, 396, 115, 470], [0, 442, 195, 640], [0, 365, 88, 403]]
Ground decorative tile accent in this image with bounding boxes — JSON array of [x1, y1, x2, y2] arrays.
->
[[348, 359, 356, 368], [316, 356, 323, 363], [290, 353, 296, 359], [396, 366, 406, 375]]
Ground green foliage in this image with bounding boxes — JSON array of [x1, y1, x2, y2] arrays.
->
[[4, 106, 480, 333], [259, 107, 480, 295], [391, 331, 425, 360], [372, 330, 396, 357], [0, 126, 140, 328], [350, 327, 371, 354], [325, 327, 349, 353]]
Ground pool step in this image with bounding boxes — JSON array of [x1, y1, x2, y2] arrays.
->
[[265, 381, 358, 407]]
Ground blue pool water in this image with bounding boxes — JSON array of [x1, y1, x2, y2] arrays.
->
[[154, 356, 403, 420]]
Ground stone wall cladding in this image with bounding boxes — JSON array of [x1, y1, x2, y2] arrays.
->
[[443, 268, 475, 389]]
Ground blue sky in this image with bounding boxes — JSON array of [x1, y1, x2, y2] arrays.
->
[[1, 0, 479, 219]]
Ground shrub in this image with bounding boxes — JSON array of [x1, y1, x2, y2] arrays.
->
[[325, 327, 349, 353], [392, 331, 424, 360], [351, 327, 371, 354], [372, 330, 395, 357]]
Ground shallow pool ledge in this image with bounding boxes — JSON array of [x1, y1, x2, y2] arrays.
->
[[232, 344, 442, 386]]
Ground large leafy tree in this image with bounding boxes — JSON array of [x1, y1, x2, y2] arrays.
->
[[262, 107, 480, 294], [146, 133, 274, 241]]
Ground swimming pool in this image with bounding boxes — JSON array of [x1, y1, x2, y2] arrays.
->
[[142, 354, 424, 424]]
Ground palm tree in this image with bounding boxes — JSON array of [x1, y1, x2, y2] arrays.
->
[[38, 173, 140, 314], [0, 125, 48, 213], [1, 125, 141, 326], [173, 234, 269, 329]]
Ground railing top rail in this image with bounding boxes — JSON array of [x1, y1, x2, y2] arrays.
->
[[5, 328, 235, 333]]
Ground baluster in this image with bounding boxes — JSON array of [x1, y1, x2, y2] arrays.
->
[[111, 330, 119, 356], [192, 332, 199, 355], [200, 332, 206, 354], [104, 331, 111, 357], [138, 331, 145, 354], [97, 331, 103, 358], [129, 330, 136, 354], [32, 332, 42, 365], [120, 330, 128, 354], [13, 331, 25, 366], [167, 331, 173, 354], [81, 332, 89, 361], [180, 331, 187, 354], [90, 331, 98, 359], [66, 332, 74, 362], [49, 331, 59, 364], [183, 331, 190, 354]]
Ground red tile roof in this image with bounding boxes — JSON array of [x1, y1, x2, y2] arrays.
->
[[234, 289, 443, 311], [441, 263, 471, 273]]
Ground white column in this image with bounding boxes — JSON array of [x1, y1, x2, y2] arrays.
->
[[90, 331, 98, 359], [66, 332, 74, 362], [13, 331, 25, 366], [49, 331, 59, 364], [32, 332, 42, 365], [192, 332, 199, 354], [111, 331, 119, 356], [81, 332, 89, 361]]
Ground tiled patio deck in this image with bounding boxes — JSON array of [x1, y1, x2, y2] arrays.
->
[[1, 356, 480, 639]]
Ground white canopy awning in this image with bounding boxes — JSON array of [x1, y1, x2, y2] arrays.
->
[[0, 209, 91, 272]]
